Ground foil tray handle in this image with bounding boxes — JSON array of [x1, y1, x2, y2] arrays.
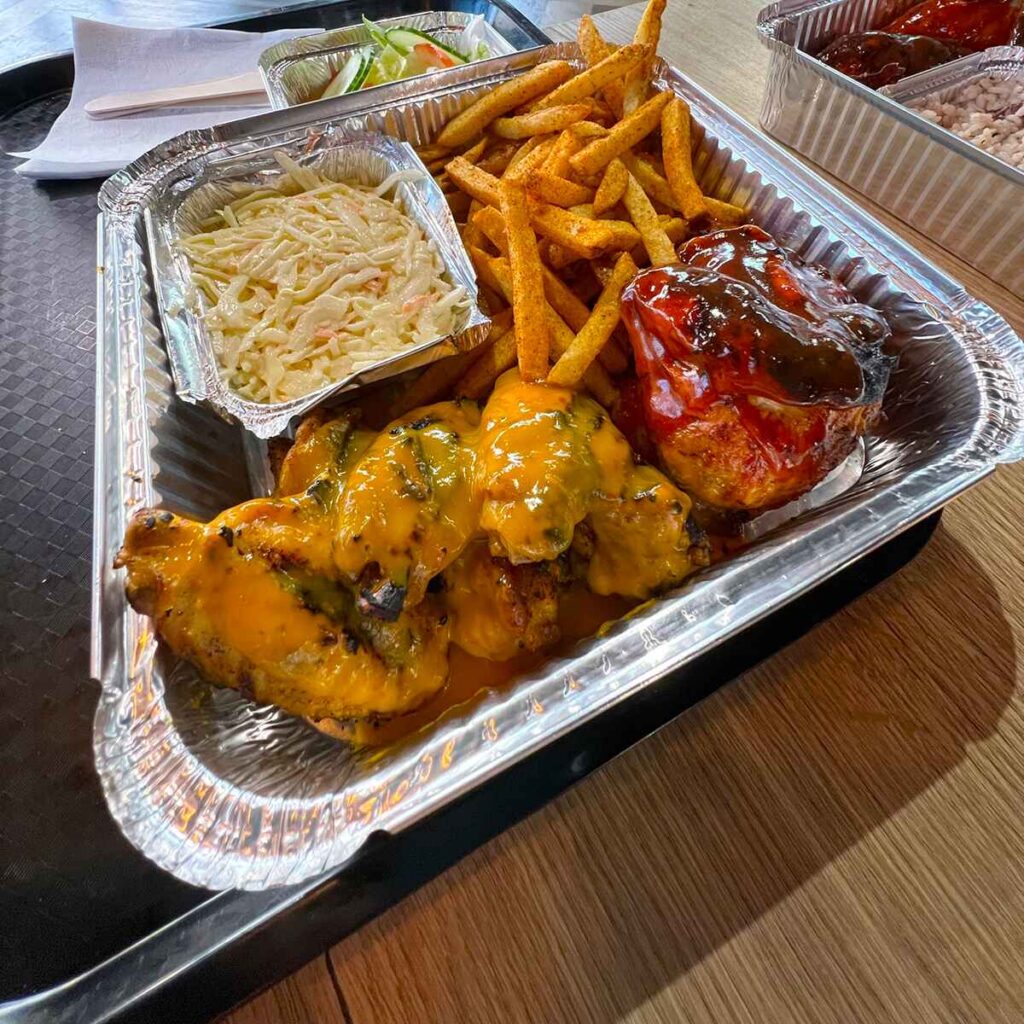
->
[[942, 294, 1024, 465]]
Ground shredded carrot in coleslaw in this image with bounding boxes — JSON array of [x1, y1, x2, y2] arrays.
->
[[180, 153, 467, 404]]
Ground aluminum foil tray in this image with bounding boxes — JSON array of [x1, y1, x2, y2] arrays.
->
[[757, 0, 1024, 295], [259, 11, 519, 109], [880, 45, 1024, 168], [144, 130, 488, 438], [94, 43, 1024, 891]]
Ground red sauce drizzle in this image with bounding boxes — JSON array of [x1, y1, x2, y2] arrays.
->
[[817, 32, 968, 89], [619, 225, 891, 448], [884, 0, 1018, 52]]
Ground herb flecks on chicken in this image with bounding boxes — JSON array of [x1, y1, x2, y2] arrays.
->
[[116, 370, 709, 727]]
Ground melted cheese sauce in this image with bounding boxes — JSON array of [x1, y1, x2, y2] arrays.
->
[[343, 587, 636, 748]]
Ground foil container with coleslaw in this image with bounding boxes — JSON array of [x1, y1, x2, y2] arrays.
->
[[757, 0, 1024, 295], [94, 44, 1024, 891], [144, 131, 489, 439]]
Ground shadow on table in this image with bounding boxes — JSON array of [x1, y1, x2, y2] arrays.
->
[[331, 521, 1016, 1022]]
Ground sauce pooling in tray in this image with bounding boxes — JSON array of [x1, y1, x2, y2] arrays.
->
[[620, 226, 893, 515]]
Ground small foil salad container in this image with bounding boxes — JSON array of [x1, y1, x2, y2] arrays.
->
[[144, 130, 489, 439], [259, 11, 522, 110]]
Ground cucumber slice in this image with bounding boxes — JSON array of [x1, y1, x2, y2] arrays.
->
[[321, 47, 372, 98], [363, 44, 406, 88], [386, 27, 469, 63], [361, 15, 391, 51]]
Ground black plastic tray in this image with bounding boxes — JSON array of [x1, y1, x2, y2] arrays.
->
[[0, 3, 939, 1021]]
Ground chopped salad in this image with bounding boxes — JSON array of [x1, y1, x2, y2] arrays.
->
[[321, 16, 492, 98]]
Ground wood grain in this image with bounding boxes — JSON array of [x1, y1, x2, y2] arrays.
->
[[221, 2, 1024, 1021]]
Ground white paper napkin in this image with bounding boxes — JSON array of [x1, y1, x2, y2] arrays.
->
[[12, 18, 316, 180]]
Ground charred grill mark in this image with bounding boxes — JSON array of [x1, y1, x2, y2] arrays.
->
[[408, 415, 439, 431], [305, 477, 333, 506], [356, 564, 407, 621]]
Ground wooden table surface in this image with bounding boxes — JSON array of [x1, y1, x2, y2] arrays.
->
[[223, 3, 1024, 1021]]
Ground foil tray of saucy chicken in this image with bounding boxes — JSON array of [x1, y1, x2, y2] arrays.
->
[[757, 0, 1024, 294], [92, 41, 1024, 890]]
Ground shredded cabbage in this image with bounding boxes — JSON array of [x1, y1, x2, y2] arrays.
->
[[180, 154, 467, 404]]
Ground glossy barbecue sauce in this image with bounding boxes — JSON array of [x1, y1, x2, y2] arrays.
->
[[884, 0, 1019, 52], [817, 31, 968, 89], [620, 226, 891, 451]]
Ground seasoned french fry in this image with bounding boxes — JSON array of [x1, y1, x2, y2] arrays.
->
[[543, 294, 620, 405], [502, 137, 541, 176], [569, 203, 595, 219], [704, 196, 748, 226], [477, 284, 505, 315], [436, 60, 574, 148], [569, 90, 673, 177], [417, 144, 451, 163], [593, 158, 629, 215], [623, 172, 677, 266], [659, 215, 688, 243], [544, 242, 579, 270], [576, 15, 624, 117], [577, 14, 610, 65], [456, 329, 519, 399], [446, 156, 502, 207], [504, 137, 558, 184], [542, 130, 583, 178], [472, 204, 508, 252], [622, 153, 677, 209], [471, 206, 618, 370], [543, 273, 590, 333], [500, 181, 550, 380], [549, 253, 637, 387], [392, 348, 477, 416], [571, 121, 610, 139], [445, 190, 472, 221], [493, 103, 593, 140], [662, 98, 708, 220], [468, 244, 509, 300], [476, 141, 519, 176], [526, 171, 595, 208], [461, 215, 488, 254], [533, 44, 649, 111], [543, 268, 628, 374], [482, 252, 620, 386], [461, 136, 490, 164], [622, 0, 666, 115], [396, 311, 513, 413], [529, 200, 641, 259]]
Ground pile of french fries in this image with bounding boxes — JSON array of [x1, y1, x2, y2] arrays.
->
[[403, 0, 746, 413]]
